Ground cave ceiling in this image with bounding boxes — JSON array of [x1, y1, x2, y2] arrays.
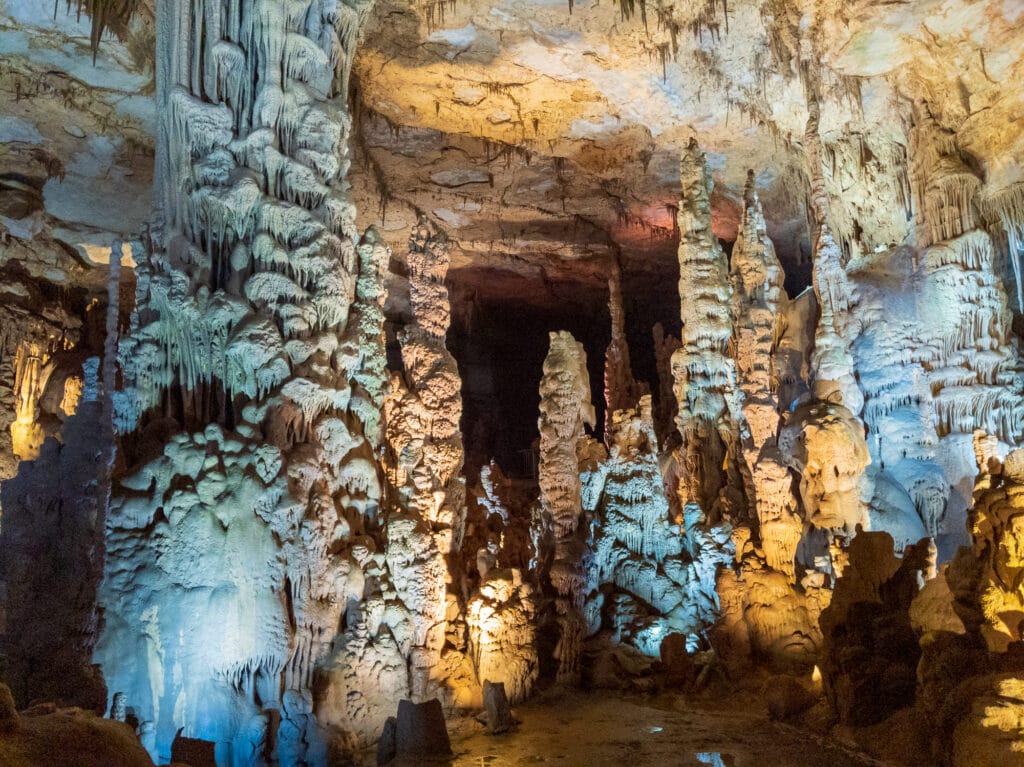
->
[[1, 0, 1023, 310]]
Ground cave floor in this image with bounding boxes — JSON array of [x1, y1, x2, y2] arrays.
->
[[377, 688, 884, 767]]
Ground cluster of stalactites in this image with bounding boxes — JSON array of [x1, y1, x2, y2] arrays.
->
[[910, 100, 982, 251], [919, 230, 1024, 445], [383, 217, 466, 700], [118, 0, 374, 430], [670, 138, 749, 517], [979, 182, 1024, 313], [538, 330, 595, 680]]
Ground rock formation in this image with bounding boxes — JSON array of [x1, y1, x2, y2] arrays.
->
[[671, 138, 748, 519], [538, 331, 596, 681], [382, 216, 467, 702], [592, 396, 733, 655], [0, 236, 91, 515], [951, 440, 1024, 652], [1, 0, 1024, 764], [818, 531, 930, 725], [779, 399, 871, 537]]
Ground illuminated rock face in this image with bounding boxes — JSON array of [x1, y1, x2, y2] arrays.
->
[[951, 442, 1024, 652], [382, 217, 466, 701], [3, 1, 1024, 764], [466, 569, 538, 704], [94, 1, 394, 762], [537, 331, 595, 681], [593, 397, 734, 655]]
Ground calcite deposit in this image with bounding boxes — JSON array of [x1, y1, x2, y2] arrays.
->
[[1, 0, 1024, 764]]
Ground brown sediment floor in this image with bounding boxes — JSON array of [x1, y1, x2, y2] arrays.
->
[[379, 688, 885, 767]]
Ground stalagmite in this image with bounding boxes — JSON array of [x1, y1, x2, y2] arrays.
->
[[779, 399, 870, 536], [651, 322, 681, 448], [604, 259, 641, 442], [538, 331, 596, 681], [671, 138, 749, 518], [466, 568, 539, 704], [729, 170, 801, 576], [383, 216, 466, 702], [804, 77, 863, 417]]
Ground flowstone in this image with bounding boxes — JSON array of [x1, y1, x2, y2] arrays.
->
[[94, 0, 402, 761]]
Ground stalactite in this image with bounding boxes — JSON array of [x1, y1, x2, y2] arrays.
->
[[910, 99, 983, 250], [979, 182, 1024, 312], [729, 170, 801, 576]]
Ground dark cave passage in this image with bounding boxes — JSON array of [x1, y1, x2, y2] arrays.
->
[[448, 268, 612, 479]]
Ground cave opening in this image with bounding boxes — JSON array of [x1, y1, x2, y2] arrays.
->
[[447, 267, 613, 480]]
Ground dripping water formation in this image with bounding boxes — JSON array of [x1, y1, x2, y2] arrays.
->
[[0, 0, 1023, 765]]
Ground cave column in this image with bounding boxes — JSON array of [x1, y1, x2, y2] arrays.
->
[[98, 0, 388, 760]]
